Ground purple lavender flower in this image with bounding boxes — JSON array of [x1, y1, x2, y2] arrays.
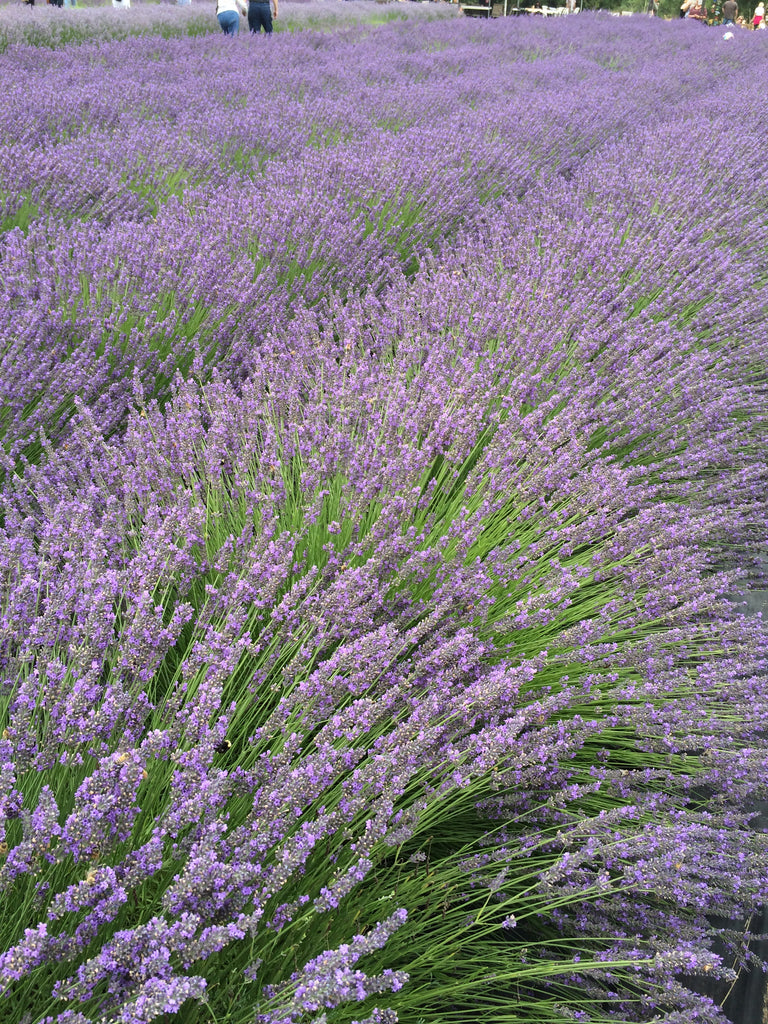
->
[[0, 10, 767, 1024]]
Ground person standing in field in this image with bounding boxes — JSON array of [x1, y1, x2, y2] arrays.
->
[[753, 0, 765, 25], [722, 0, 737, 22], [216, 0, 247, 35], [248, 0, 278, 35]]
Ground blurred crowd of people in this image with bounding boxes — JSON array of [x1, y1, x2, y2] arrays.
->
[[679, 0, 764, 25]]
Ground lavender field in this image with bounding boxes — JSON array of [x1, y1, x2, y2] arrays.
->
[[0, 1, 446, 54], [1, 7, 768, 1024]]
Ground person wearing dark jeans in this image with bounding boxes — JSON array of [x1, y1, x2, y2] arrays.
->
[[248, 0, 277, 35]]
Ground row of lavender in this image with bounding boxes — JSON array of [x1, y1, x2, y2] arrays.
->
[[0, 5, 217, 53], [4, 13, 757, 458], [1, 12, 768, 1024], [0, 2, 438, 55]]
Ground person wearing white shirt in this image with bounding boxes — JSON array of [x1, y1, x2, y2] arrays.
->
[[217, 0, 247, 35]]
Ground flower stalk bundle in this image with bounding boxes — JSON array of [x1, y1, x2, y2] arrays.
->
[[1, 10, 767, 1024]]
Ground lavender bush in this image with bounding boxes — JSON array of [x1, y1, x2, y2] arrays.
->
[[1, 11, 767, 1024]]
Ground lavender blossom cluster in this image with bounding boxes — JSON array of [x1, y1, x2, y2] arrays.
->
[[1, 11, 767, 1024]]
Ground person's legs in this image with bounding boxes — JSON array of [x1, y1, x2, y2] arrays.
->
[[249, 2, 273, 34], [218, 9, 239, 33]]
